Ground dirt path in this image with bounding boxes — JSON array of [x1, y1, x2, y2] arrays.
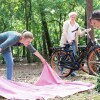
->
[[0, 62, 99, 100], [0, 62, 43, 83]]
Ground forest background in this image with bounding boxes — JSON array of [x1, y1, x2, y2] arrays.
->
[[0, 0, 100, 63]]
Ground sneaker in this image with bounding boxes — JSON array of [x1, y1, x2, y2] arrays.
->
[[58, 71, 63, 76], [59, 71, 67, 77], [71, 71, 77, 77]]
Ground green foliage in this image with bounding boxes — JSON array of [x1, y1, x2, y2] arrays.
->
[[0, 0, 99, 61], [94, 29, 100, 38], [95, 73, 100, 92], [93, 0, 100, 10]]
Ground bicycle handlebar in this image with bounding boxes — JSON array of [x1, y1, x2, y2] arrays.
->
[[85, 28, 91, 39]]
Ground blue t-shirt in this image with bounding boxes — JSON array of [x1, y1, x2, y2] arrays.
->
[[0, 31, 36, 53]]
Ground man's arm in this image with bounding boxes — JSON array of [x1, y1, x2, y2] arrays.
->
[[62, 21, 69, 39], [34, 51, 46, 64], [77, 28, 91, 36], [27, 44, 46, 64]]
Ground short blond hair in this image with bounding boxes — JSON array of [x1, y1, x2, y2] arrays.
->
[[22, 31, 34, 39], [68, 12, 77, 17]]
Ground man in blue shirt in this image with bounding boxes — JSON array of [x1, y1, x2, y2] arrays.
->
[[0, 31, 46, 80]]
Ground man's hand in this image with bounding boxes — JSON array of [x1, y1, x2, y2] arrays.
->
[[0, 48, 2, 52], [41, 58, 47, 65], [68, 40, 72, 44], [84, 28, 91, 33], [34, 51, 47, 65]]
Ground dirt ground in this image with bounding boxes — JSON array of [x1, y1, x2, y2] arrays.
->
[[0, 62, 99, 100], [0, 62, 43, 83]]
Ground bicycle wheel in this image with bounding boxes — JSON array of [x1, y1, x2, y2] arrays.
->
[[80, 58, 90, 74], [51, 50, 72, 77], [88, 47, 100, 76]]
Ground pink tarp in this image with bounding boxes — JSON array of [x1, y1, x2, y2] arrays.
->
[[0, 63, 95, 100]]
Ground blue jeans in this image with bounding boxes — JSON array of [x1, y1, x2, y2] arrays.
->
[[2, 49, 14, 80], [71, 40, 76, 56]]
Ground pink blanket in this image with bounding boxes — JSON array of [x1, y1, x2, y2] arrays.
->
[[0, 63, 95, 100]]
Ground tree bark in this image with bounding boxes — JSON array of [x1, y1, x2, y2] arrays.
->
[[86, 0, 94, 40], [24, 0, 32, 63], [38, 2, 52, 56]]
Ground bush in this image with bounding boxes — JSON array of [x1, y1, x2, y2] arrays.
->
[[95, 73, 100, 92]]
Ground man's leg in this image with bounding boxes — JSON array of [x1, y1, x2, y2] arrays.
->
[[2, 51, 14, 80], [71, 41, 77, 76], [71, 41, 77, 56]]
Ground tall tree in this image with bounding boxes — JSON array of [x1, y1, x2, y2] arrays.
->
[[86, 0, 94, 40], [24, 0, 33, 63], [37, 0, 52, 56]]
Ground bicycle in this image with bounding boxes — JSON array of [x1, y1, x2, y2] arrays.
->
[[50, 31, 100, 77]]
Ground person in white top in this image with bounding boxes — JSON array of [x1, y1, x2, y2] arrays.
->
[[60, 12, 91, 76]]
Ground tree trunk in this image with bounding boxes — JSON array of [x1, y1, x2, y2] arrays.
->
[[59, 13, 62, 38], [86, 0, 94, 40], [42, 32, 47, 56], [38, 3, 52, 56], [24, 0, 32, 63]]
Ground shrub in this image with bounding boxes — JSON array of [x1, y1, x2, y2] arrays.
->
[[95, 73, 100, 92]]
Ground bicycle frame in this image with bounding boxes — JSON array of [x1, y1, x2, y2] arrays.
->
[[51, 31, 100, 76], [77, 39, 95, 63], [60, 32, 99, 69], [77, 33, 99, 64]]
